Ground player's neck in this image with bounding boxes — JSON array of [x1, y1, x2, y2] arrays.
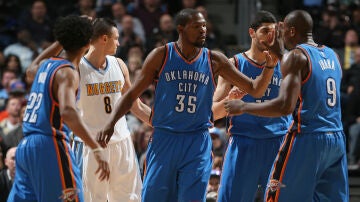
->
[[245, 48, 266, 65], [175, 41, 200, 61], [85, 48, 107, 69]]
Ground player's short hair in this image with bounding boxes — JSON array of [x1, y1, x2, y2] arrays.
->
[[175, 8, 200, 27], [53, 15, 93, 52], [250, 10, 277, 31], [91, 18, 117, 40]]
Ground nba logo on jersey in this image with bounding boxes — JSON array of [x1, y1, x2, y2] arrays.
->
[[267, 179, 286, 193], [58, 188, 79, 201]]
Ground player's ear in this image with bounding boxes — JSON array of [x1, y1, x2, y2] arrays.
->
[[249, 28, 255, 39], [177, 25, 184, 34]]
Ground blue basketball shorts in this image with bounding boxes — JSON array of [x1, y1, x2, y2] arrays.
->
[[7, 135, 83, 202], [142, 128, 213, 202]]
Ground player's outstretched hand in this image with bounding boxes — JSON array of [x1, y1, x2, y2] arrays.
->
[[263, 50, 278, 69], [224, 99, 245, 116], [93, 148, 110, 181], [228, 87, 247, 100], [96, 126, 114, 148], [262, 22, 285, 59]]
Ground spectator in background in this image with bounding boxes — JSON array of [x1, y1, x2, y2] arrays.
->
[[3, 55, 22, 77], [4, 29, 40, 73], [147, 14, 177, 51], [207, 170, 221, 193], [0, 51, 5, 68], [131, 0, 166, 38], [72, 0, 97, 18], [127, 43, 146, 61], [336, 28, 359, 70], [347, 87, 360, 170], [127, 54, 143, 82], [0, 147, 16, 202], [17, 0, 53, 49], [134, 124, 153, 176], [314, 6, 348, 49], [116, 15, 144, 60], [0, 70, 17, 110], [351, 6, 360, 34], [196, 5, 225, 51], [0, 95, 22, 136], [2, 104, 26, 155], [111, 2, 146, 43], [209, 127, 226, 157]]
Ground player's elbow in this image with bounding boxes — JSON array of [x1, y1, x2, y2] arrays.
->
[[279, 100, 295, 115], [60, 106, 77, 122]]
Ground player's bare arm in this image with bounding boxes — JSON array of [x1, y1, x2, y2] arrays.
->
[[26, 41, 63, 85], [211, 50, 275, 98], [225, 49, 307, 117], [54, 67, 110, 181], [211, 57, 236, 120], [97, 46, 165, 146], [117, 58, 151, 125]]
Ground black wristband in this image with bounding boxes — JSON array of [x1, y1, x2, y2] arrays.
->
[[265, 66, 275, 69]]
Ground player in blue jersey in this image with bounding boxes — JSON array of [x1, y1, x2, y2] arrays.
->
[[212, 11, 291, 202], [7, 16, 110, 202], [225, 10, 348, 202], [97, 8, 277, 202]]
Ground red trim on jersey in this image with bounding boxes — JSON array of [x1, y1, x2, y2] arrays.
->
[[207, 50, 216, 90], [49, 64, 74, 105], [241, 52, 266, 68], [173, 42, 203, 64], [296, 95, 303, 133], [150, 44, 169, 124], [296, 46, 312, 85]]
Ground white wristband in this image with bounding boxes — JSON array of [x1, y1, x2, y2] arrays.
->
[[92, 147, 103, 153]]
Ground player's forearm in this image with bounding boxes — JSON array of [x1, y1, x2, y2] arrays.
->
[[130, 99, 151, 126], [27, 41, 63, 84], [212, 100, 227, 120], [109, 92, 136, 128], [248, 67, 274, 98], [242, 99, 292, 117], [61, 106, 99, 149]]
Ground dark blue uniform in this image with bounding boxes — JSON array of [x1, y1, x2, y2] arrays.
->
[[143, 42, 215, 202], [218, 53, 291, 202], [265, 44, 348, 202], [8, 58, 83, 202]]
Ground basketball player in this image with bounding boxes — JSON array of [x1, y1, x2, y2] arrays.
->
[[98, 8, 277, 201], [213, 11, 291, 202], [225, 10, 349, 202], [7, 15, 109, 202], [78, 18, 151, 202]]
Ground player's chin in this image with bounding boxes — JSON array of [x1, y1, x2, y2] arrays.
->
[[194, 40, 205, 47]]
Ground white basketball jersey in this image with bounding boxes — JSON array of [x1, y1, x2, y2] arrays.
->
[[77, 55, 130, 143]]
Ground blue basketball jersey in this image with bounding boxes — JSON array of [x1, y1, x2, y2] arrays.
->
[[23, 57, 73, 140], [293, 44, 343, 133], [228, 53, 291, 138], [151, 42, 215, 132]]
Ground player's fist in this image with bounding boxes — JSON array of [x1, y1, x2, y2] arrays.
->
[[228, 87, 247, 100], [224, 99, 245, 116]]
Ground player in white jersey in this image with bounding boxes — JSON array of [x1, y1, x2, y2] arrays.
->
[[78, 18, 151, 202]]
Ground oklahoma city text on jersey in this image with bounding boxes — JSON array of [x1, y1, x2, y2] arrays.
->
[[164, 70, 210, 93]]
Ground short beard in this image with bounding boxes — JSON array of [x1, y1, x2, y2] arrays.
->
[[194, 41, 205, 48]]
